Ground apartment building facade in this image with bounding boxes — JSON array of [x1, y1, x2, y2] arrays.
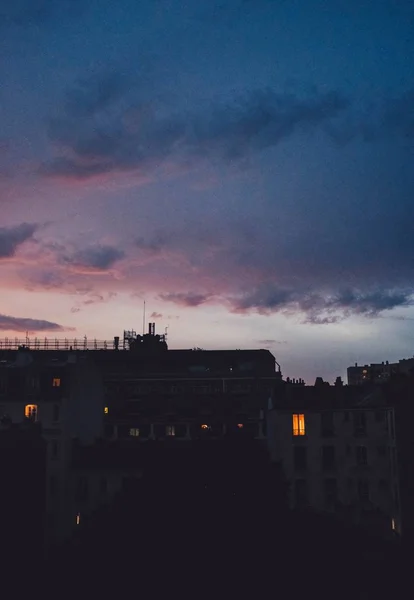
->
[[267, 401, 400, 537], [0, 347, 105, 545]]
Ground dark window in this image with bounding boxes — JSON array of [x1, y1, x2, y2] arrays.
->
[[51, 440, 59, 460], [322, 446, 336, 471], [294, 446, 307, 472], [375, 410, 385, 423], [377, 445, 386, 458], [378, 479, 389, 494], [321, 412, 335, 437], [50, 475, 58, 498], [356, 446, 368, 466], [357, 479, 370, 502], [353, 411, 367, 436], [99, 477, 108, 495], [174, 424, 187, 438], [324, 478, 338, 508], [343, 411, 349, 422], [389, 413, 395, 440], [53, 404, 60, 422], [76, 477, 88, 503], [294, 479, 308, 508]]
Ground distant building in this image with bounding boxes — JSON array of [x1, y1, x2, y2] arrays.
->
[[347, 357, 414, 385], [266, 385, 400, 538]]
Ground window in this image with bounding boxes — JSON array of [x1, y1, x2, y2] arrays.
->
[[75, 477, 88, 503], [357, 479, 370, 502], [49, 475, 58, 498], [321, 412, 334, 437], [324, 478, 338, 508], [99, 477, 107, 495], [25, 404, 38, 421], [292, 414, 305, 436], [294, 446, 307, 472], [201, 424, 210, 430], [166, 425, 175, 437], [129, 428, 140, 437], [52, 378, 61, 387], [343, 411, 349, 422], [388, 412, 395, 439], [353, 411, 367, 436], [104, 406, 109, 414], [294, 479, 308, 508], [377, 445, 386, 458], [356, 446, 368, 466], [379, 479, 389, 494], [76, 513, 81, 526], [322, 446, 336, 471], [51, 440, 59, 460], [53, 404, 60, 422], [375, 410, 385, 423]]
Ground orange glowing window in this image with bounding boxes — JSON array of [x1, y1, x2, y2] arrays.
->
[[25, 404, 38, 421], [292, 414, 305, 436], [201, 424, 209, 430], [76, 513, 80, 526], [392, 518, 396, 531], [237, 423, 244, 429], [104, 406, 109, 414], [52, 378, 61, 387]]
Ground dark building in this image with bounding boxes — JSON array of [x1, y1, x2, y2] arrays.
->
[[0, 422, 47, 566], [94, 324, 282, 443]]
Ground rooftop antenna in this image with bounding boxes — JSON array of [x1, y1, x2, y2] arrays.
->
[[142, 300, 146, 335]]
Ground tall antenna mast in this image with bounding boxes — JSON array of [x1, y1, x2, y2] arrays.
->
[[143, 300, 146, 335]]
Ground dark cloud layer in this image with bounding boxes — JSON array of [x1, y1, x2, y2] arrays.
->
[[160, 292, 213, 308], [0, 313, 70, 333], [63, 245, 125, 271], [42, 73, 348, 179], [0, 223, 38, 258]]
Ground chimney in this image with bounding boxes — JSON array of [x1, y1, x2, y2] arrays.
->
[[114, 336, 119, 350]]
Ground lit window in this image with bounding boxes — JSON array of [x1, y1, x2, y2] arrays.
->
[[392, 518, 396, 531], [166, 425, 175, 437], [237, 423, 244, 429], [76, 513, 80, 526], [129, 428, 140, 437], [104, 406, 109, 414], [201, 424, 209, 430], [292, 414, 305, 436], [25, 404, 38, 421], [52, 378, 61, 387]]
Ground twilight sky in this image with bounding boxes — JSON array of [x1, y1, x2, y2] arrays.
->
[[1, 0, 414, 382]]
